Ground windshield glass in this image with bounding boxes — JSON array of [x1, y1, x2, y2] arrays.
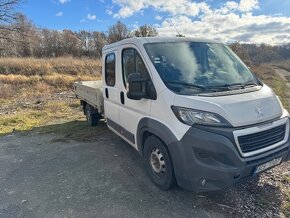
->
[[144, 42, 259, 95]]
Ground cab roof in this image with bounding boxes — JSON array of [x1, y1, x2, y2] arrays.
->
[[102, 37, 221, 51]]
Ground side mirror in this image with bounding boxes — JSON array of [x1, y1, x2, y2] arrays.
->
[[127, 73, 148, 100]]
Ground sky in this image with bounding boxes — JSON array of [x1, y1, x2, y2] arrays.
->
[[21, 0, 290, 45]]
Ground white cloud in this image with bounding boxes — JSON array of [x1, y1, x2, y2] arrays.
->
[[158, 13, 290, 45], [59, 0, 71, 4], [106, 5, 114, 15], [110, 0, 290, 44], [112, 0, 204, 18], [87, 14, 96, 20], [56, 12, 64, 17], [239, 0, 259, 12], [155, 15, 162, 21]]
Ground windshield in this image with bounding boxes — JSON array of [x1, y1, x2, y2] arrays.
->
[[144, 42, 259, 95]]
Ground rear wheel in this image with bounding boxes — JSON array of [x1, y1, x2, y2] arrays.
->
[[143, 136, 176, 190], [85, 104, 99, 126]]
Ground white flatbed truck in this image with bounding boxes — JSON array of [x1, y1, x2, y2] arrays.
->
[[75, 37, 290, 192]]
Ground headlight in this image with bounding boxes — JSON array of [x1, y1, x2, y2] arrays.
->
[[171, 106, 231, 127]]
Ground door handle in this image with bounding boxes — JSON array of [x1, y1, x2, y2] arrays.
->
[[120, 91, 125, 104], [105, 88, 109, 99]]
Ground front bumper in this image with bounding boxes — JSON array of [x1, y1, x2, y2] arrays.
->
[[168, 119, 290, 192]]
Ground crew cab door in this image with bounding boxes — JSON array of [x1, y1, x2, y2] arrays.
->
[[103, 51, 120, 128], [118, 45, 153, 149]]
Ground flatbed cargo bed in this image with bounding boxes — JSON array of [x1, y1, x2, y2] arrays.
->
[[74, 80, 104, 113]]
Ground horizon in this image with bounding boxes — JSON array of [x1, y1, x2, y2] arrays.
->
[[17, 0, 290, 45]]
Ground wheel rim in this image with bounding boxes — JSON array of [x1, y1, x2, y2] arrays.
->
[[149, 148, 166, 175]]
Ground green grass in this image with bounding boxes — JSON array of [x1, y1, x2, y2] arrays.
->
[[283, 193, 290, 217], [271, 78, 290, 111], [0, 100, 84, 136]]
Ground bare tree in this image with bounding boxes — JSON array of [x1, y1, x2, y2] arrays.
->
[[91, 31, 107, 58], [131, 24, 158, 37], [107, 21, 129, 43], [0, 0, 22, 36], [61, 29, 82, 56]]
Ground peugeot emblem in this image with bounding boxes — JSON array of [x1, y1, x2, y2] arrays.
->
[[256, 107, 264, 118]]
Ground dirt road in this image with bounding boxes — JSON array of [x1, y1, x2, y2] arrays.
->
[[0, 121, 289, 218]]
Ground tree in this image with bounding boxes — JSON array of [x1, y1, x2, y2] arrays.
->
[[91, 31, 107, 58], [230, 42, 253, 67], [0, 0, 22, 38], [13, 13, 37, 57], [107, 21, 129, 43], [61, 29, 82, 56], [131, 24, 158, 37], [77, 30, 91, 56]]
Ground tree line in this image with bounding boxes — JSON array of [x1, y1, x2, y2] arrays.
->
[[0, 13, 158, 58], [0, 0, 290, 63], [230, 42, 290, 66]]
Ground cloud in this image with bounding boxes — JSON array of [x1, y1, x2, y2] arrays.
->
[[56, 12, 64, 17], [112, 0, 204, 18], [159, 13, 290, 45], [87, 14, 97, 20], [155, 15, 162, 21], [106, 5, 114, 15], [59, 0, 70, 4], [110, 0, 290, 44]]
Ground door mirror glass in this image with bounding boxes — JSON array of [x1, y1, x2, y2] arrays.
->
[[127, 73, 148, 100]]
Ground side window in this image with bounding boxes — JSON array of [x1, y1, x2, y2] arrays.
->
[[105, 53, 116, 86], [122, 48, 150, 87]]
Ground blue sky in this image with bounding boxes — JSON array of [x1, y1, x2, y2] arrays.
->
[[20, 0, 290, 44]]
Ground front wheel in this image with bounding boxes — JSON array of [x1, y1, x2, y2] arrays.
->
[[143, 136, 176, 190]]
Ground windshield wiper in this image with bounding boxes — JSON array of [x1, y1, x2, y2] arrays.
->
[[208, 82, 258, 90], [242, 81, 258, 87], [166, 81, 208, 90]]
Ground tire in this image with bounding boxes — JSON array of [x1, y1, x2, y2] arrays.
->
[[143, 136, 176, 190], [85, 104, 99, 126]]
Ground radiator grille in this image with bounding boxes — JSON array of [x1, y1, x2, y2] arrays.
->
[[238, 124, 286, 153]]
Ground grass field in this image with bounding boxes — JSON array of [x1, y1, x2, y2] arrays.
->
[[253, 64, 290, 110], [0, 57, 101, 135], [0, 57, 101, 99]]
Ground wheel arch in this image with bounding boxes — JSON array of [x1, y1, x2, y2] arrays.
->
[[137, 118, 178, 156]]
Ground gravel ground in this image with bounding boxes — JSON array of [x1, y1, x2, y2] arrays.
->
[[0, 123, 289, 218]]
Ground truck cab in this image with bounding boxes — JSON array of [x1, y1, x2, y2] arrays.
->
[[78, 37, 290, 192]]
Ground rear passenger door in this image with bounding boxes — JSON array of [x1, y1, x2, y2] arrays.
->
[[118, 46, 153, 149], [103, 51, 120, 129]]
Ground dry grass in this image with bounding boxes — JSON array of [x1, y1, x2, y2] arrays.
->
[[0, 57, 102, 135], [0, 84, 16, 98], [0, 57, 101, 76], [253, 64, 290, 111], [274, 60, 290, 72], [0, 57, 101, 100]]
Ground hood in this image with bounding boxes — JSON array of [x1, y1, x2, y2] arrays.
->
[[173, 85, 283, 127]]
